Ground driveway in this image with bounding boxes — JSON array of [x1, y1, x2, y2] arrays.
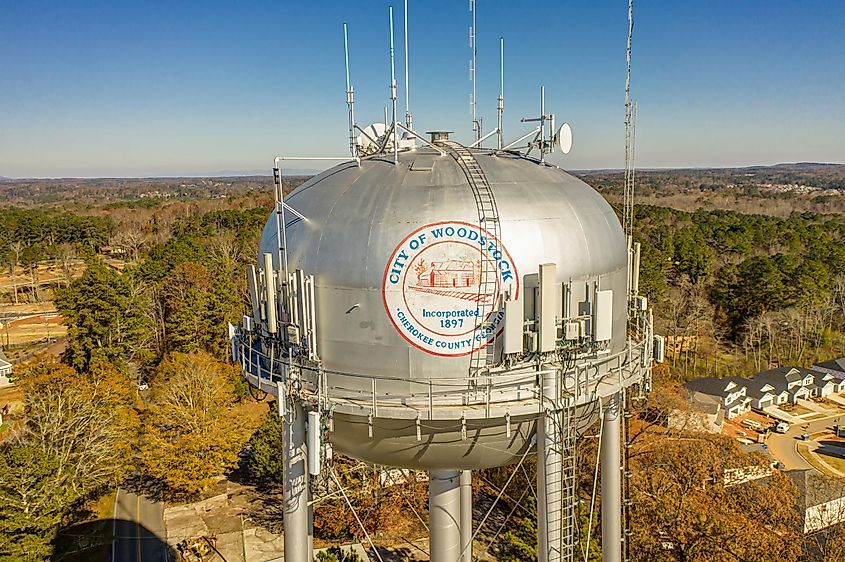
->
[[797, 398, 838, 416], [762, 405, 804, 425]]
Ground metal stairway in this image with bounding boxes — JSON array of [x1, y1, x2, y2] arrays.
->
[[439, 141, 502, 375]]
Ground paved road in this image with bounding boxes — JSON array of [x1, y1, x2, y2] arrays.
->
[[112, 488, 168, 562], [766, 413, 845, 472]]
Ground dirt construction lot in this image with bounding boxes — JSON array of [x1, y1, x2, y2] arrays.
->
[[722, 410, 775, 441]]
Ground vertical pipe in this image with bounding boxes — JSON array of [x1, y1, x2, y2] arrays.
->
[[601, 393, 623, 562], [537, 372, 562, 562], [263, 253, 277, 334], [460, 470, 472, 562], [247, 265, 261, 326], [430, 470, 461, 562], [344, 23, 357, 159], [343, 23, 351, 91], [272, 163, 290, 311], [284, 400, 312, 562], [403, 0, 410, 126], [388, 5, 398, 164], [469, 0, 479, 141], [497, 37, 504, 150], [389, 6, 396, 91], [632, 241, 641, 296], [540, 85, 546, 163]]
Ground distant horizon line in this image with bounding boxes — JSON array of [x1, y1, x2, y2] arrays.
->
[[2, 161, 843, 181]]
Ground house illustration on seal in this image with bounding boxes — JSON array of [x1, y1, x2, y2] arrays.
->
[[415, 259, 479, 288]]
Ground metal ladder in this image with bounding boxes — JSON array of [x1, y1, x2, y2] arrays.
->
[[440, 141, 502, 375], [559, 399, 578, 562]]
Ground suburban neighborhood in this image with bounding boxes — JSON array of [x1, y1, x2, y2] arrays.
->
[[675, 357, 845, 536]]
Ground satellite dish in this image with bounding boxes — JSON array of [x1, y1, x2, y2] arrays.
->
[[555, 123, 573, 155], [356, 123, 388, 155]]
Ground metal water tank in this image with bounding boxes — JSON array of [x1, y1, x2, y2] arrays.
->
[[255, 147, 628, 470]]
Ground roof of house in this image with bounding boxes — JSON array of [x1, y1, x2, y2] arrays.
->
[[686, 390, 721, 416], [745, 378, 776, 399], [684, 377, 741, 398], [0, 348, 9, 366], [741, 442, 776, 462], [756, 367, 802, 385], [431, 260, 475, 271], [794, 367, 823, 380], [787, 469, 845, 511], [815, 357, 845, 374]]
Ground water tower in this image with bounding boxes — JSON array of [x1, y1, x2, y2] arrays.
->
[[230, 3, 653, 561]]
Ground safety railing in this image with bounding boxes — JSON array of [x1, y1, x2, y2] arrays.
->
[[235, 333, 651, 420]]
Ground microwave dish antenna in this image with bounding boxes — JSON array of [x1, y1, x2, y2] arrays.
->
[[555, 123, 573, 154], [356, 122, 389, 155]]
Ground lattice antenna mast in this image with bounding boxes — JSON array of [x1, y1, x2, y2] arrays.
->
[[623, 0, 635, 245], [469, 0, 482, 142]]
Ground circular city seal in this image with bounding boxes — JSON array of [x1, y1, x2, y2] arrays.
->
[[382, 221, 519, 357]]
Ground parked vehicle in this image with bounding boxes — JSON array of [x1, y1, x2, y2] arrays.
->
[[774, 421, 790, 433]]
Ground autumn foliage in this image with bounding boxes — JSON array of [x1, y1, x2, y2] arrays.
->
[[629, 430, 800, 562], [139, 351, 262, 500], [0, 357, 139, 558]]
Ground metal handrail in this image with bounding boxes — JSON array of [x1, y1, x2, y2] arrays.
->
[[235, 334, 649, 418]]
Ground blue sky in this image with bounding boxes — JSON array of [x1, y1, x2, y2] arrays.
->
[[2, 1, 843, 177]]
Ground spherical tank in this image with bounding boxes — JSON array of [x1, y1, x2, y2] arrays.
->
[[259, 148, 628, 470]]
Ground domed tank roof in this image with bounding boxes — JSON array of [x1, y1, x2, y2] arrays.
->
[[259, 147, 627, 383]]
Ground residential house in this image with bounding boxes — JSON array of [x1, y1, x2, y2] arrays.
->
[[0, 348, 11, 385], [725, 443, 776, 486], [745, 378, 786, 410], [808, 371, 839, 398], [788, 469, 845, 533], [813, 357, 845, 385], [755, 367, 812, 403], [683, 377, 751, 419]]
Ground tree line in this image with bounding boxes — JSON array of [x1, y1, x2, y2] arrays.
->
[[0, 203, 268, 559], [634, 205, 845, 378]]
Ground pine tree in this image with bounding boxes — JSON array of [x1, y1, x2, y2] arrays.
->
[[247, 406, 286, 484], [55, 258, 151, 371]]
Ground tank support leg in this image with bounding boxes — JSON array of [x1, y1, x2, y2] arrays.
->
[[537, 407, 563, 562], [284, 399, 312, 562], [460, 470, 472, 562], [601, 392, 622, 562], [429, 469, 462, 562]]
